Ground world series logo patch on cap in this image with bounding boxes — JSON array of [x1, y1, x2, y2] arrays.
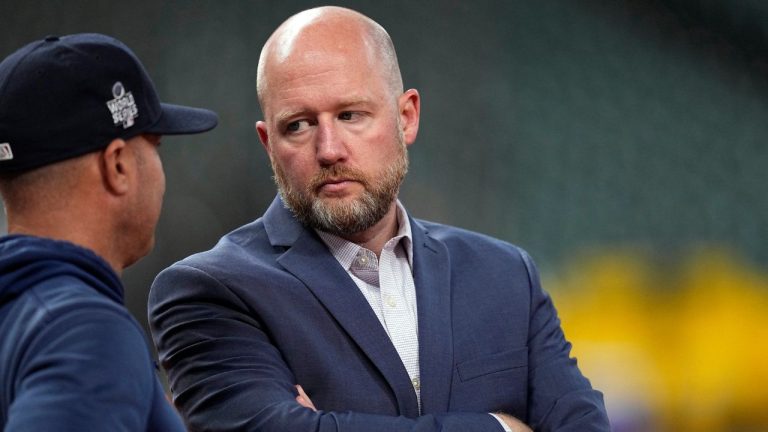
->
[[0, 143, 13, 161], [106, 81, 138, 129]]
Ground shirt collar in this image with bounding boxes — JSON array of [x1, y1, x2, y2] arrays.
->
[[317, 200, 413, 269]]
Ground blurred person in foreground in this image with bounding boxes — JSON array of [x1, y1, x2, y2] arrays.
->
[[0, 33, 217, 431], [149, 6, 609, 432]]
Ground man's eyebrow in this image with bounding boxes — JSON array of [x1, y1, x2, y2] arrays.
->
[[274, 98, 376, 124], [337, 97, 374, 109], [275, 109, 306, 125]]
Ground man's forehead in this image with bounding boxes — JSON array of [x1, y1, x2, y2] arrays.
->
[[263, 42, 378, 96], [272, 49, 359, 78], [258, 9, 399, 118], [271, 33, 372, 68]]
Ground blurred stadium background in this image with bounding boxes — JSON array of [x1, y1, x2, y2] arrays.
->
[[2, 1, 767, 430]]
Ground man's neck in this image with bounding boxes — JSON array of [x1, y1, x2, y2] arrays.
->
[[6, 211, 124, 276], [337, 202, 399, 257]]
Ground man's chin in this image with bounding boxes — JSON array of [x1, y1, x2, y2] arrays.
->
[[315, 185, 363, 200], [313, 194, 366, 218], [314, 193, 360, 208]]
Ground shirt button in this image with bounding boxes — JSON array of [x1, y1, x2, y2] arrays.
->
[[412, 377, 420, 390], [384, 295, 397, 307], [357, 255, 368, 266]]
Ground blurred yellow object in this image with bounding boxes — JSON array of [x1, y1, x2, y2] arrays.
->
[[548, 247, 768, 432]]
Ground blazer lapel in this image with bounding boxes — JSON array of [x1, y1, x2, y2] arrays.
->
[[264, 196, 420, 416], [411, 219, 454, 414]]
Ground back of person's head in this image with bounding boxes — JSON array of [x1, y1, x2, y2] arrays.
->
[[0, 156, 87, 216]]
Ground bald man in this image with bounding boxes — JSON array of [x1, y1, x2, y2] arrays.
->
[[0, 34, 217, 430], [149, 7, 610, 432]]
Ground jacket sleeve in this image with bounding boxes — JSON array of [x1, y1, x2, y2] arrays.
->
[[518, 249, 611, 431], [5, 306, 181, 432], [149, 263, 505, 432]]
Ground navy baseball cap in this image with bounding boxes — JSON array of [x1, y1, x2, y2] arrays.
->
[[0, 33, 218, 173]]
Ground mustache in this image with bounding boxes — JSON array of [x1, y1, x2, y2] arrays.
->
[[309, 165, 369, 191]]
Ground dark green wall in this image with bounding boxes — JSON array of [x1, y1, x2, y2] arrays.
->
[[2, 0, 767, 327]]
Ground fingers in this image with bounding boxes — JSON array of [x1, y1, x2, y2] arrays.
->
[[496, 413, 533, 432], [295, 384, 317, 411]]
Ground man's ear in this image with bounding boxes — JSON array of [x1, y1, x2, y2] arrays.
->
[[100, 138, 130, 195], [398, 89, 420, 146], [256, 121, 271, 153]]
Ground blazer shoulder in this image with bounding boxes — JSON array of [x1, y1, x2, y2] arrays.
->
[[415, 218, 529, 258], [413, 218, 542, 289], [157, 218, 282, 287]]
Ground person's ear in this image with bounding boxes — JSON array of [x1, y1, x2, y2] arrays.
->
[[100, 138, 130, 195], [256, 121, 272, 154], [398, 89, 420, 146]]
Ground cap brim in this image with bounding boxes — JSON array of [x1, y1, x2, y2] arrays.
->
[[145, 103, 218, 135]]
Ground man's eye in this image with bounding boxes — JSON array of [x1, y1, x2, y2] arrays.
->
[[286, 120, 309, 133], [339, 112, 355, 121]]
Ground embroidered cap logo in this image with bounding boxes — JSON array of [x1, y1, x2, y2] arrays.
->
[[0, 143, 13, 161], [106, 81, 138, 129]]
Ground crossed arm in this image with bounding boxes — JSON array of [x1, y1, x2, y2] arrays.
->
[[149, 257, 609, 432], [295, 385, 532, 432], [149, 264, 532, 431]]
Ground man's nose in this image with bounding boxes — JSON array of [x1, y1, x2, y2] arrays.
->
[[315, 121, 348, 165]]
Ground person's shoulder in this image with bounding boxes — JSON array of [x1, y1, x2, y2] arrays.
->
[[155, 217, 280, 290], [176, 218, 270, 268], [415, 218, 526, 255], [22, 276, 131, 325], [10, 287, 157, 426], [10, 278, 150, 367], [413, 218, 541, 286]]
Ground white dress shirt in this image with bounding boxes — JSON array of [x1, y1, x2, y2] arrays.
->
[[317, 201, 513, 430], [317, 201, 421, 410]]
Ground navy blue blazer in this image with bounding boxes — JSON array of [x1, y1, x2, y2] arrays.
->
[[149, 196, 609, 431]]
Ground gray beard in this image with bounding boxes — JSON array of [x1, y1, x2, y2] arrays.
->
[[272, 144, 408, 236]]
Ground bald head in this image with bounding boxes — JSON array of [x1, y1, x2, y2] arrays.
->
[[256, 6, 403, 112]]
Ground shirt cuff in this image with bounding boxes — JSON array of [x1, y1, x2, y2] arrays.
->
[[490, 413, 514, 432]]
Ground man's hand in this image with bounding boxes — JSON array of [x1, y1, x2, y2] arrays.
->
[[295, 385, 317, 411], [496, 413, 533, 432], [294, 386, 532, 431]]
